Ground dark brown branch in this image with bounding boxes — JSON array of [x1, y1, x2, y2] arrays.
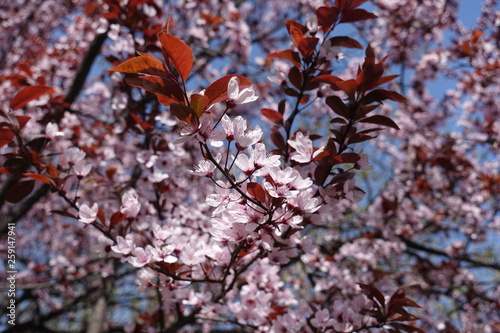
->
[[402, 237, 500, 271]]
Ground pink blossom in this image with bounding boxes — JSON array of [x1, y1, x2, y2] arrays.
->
[[135, 268, 157, 294], [111, 235, 135, 255], [288, 132, 323, 163], [150, 244, 177, 263], [311, 309, 335, 329], [65, 147, 86, 166], [128, 247, 152, 267], [120, 189, 141, 218], [73, 160, 92, 178], [78, 203, 98, 224], [227, 76, 258, 106], [188, 154, 221, 177], [45, 122, 64, 139], [221, 115, 262, 149]]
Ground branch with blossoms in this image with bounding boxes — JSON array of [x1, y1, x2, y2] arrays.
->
[[1, 1, 423, 332]]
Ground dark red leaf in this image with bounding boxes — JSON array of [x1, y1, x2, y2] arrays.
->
[[316, 6, 340, 32], [23, 173, 52, 185], [339, 8, 377, 23], [362, 89, 408, 104], [247, 182, 269, 204], [110, 211, 126, 227], [330, 117, 347, 124], [6, 180, 35, 203], [358, 115, 400, 130], [376, 75, 399, 86], [0, 126, 15, 148], [261, 108, 284, 125], [359, 283, 386, 312], [357, 63, 385, 91], [284, 87, 299, 97], [314, 164, 330, 185], [336, 79, 358, 97], [288, 66, 303, 90], [329, 36, 363, 49], [312, 74, 343, 88], [334, 153, 361, 164], [347, 132, 377, 144], [96, 208, 106, 225], [267, 50, 301, 68], [270, 128, 286, 153], [170, 103, 199, 128], [125, 76, 185, 106], [10, 85, 55, 110], [298, 37, 319, 59], [205, 75, 252, 107], [15, 116, 31, 130], [326, 95, 349, 118]]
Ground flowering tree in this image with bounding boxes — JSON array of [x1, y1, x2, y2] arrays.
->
[[1, 0, 499, 332]]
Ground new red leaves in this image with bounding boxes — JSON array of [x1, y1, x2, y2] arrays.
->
[[110, 31, 255, 129], [109, 32, 193, 105], [157, 32, 193, 82]]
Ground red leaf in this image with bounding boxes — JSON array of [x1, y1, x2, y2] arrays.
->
[[270, 128, 287, 153], [288, 66, 303, 90], [190, 93, 209, 118], [170, 103, 199, 128], [376, 75, 399, 86], [110, 211, 126, 227], [108, 54, 168, 77], [130, 113, 153, 131], [247, 182, 269, 204], [340, 8, 377, 23], [358, 115, 400, 130], [158, 33, 193, 82], [10, 85, 55, 110], [267, 50, 301, 68], [261, 108, 284, 125], [334, 153, 361, 164], [15, 116, 31, 130], [125, 76, 185, 106], [336, 79, 358, 97], [359, 283, 386, 312], [362, 89, 408, 104], [204, 75, 252, 107], [285, 20, 308, 48], [0, 126, 15, 148], [347, 132, 377, 144], [6, 180, 35, 203], [326, 96, 349, 118], [23, 173, 52, 185], [96, 208, 106, 225], [357, 63, 384, 91], [298, 37, 319, 59], [312, 74, 343, 88], [316, 6, 340, 32], [328, 36, 363, 49], [48, 163, 59, 178]]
